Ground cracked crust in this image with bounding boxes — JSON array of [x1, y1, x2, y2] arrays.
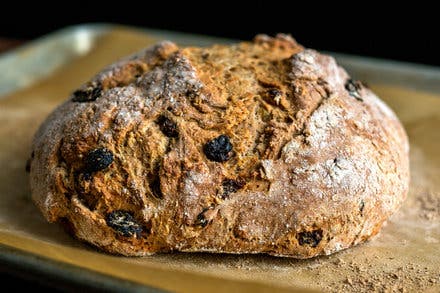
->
[[29, 35, 409, 258]]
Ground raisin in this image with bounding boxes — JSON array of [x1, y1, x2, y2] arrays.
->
[[156, 115, 178, 138], [267, 88, 283, 105], [359, 200, 365, 214], [82, 172, 92, 181], [195, 207, 212, 227], [84, 148, 114, 173], [149, 176, 163, 199], [201, 52, 210, 60], [297, 230, 323, 247], [203, 135, 233, 162], [72, 85, 102, 102], [106, 210, 142, 237], [344, 79, 363, 101], [195, 213, 209, 227], [221, 178, 244, 199]]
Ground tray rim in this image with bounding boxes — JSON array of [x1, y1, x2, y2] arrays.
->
[[0, 244, 164, 292]]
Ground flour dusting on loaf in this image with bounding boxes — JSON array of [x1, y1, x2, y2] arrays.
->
[[29, 34, 409, 258]]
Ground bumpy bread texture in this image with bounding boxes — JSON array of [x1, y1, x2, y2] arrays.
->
[[30, 35, 409, 258]]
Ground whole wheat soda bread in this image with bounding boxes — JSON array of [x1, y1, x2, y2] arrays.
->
[[29, 34, 409, 258]]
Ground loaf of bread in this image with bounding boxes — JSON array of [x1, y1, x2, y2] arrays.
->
[[29, 34, 409, 258]]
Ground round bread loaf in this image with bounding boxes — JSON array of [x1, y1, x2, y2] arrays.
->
[[29, 34, 409, 258]]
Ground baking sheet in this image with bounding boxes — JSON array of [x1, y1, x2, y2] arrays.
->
[[0, 24, 439, 292]]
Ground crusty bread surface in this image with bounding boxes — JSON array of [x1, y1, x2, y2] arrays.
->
[[29, 34, 409, 258]]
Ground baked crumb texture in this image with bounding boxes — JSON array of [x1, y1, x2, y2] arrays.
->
[[29, 35, 409, 258]]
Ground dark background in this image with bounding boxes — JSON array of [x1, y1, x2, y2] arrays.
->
[[0, 3, 439, 66]]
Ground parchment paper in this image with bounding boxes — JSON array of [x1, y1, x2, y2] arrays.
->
[[0, 28, 439, 292]]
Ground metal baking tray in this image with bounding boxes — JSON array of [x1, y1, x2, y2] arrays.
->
[[0, 24, 439, 292]]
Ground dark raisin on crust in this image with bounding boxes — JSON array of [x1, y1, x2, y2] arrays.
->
[[149, 176, 163, 199], [344, 79, 363, 101], [203, 135, 233, 162], [156, 115, 179, 138], [359, 200, 365, 214], [201, 52, 210, 60], [72, 85, 102, 102], [195, 213, 209, 227], [194, 207, 212, 227], [84, 148, 114, 173], [105, 210, 142, 237], [266, 88, 283, 105], [221, 178, 245, 199], [82, 172, 92, 181], [297, 230, 323, 247]]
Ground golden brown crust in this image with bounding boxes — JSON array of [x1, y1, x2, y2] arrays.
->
[[29, 35, 409, 258]]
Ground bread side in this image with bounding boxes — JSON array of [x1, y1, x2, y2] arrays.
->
[[29, 35, 409, 258]]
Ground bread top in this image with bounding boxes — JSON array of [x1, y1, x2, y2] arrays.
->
[[30, 34, 409, 257]]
